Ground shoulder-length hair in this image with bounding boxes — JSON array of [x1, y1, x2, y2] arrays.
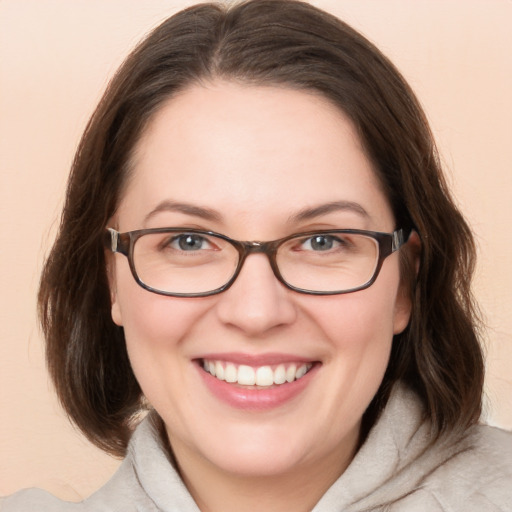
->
[[39, 0, 484, 456]]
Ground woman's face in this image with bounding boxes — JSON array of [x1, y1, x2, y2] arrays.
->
[[110, 82, 411, 483]]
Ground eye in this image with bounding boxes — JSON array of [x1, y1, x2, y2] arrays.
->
[[301, 234, 342, 251], [168, 233, 215, 251]]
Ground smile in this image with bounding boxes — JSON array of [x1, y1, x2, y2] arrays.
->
[[201, 359, 314, 387]]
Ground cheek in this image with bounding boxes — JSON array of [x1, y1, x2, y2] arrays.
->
[[292, 281, 399, 436], [319, 294, 395, 394], [310, 286, 400, 350], [113, 277, 215, 411], [111, 265, 212, 358], [303, 264, 403, 392]]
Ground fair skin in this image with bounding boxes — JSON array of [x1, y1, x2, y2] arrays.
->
[[109, 81, 412, 512]]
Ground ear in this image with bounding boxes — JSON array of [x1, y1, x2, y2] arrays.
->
[[105, 252, 124, 326], [393, 230, 421, 334]]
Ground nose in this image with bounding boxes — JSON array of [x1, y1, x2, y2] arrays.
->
[[215, 253, 297, 336]]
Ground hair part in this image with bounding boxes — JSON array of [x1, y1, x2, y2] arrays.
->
[[39, 0, 484, 456]]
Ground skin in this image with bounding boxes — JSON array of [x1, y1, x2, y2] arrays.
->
[[109, 81, 413, 512]]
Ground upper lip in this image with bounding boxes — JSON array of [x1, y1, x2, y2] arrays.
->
[[194, 352, 318, 366]]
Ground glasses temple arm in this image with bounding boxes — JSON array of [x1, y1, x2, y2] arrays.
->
[[104, 228, 119, 253]]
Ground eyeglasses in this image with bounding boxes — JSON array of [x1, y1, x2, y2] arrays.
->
[[105, 227, 411, 297]]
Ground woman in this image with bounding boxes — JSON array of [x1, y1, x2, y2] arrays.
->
[[2, 1, 511, 510]]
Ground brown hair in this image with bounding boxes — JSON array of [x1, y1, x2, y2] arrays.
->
[[39, 0, 484, 456]]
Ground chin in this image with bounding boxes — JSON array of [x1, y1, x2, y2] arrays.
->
[[206, 442, 312, 478]]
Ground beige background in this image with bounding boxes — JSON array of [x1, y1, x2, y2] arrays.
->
[[1, 0, 511, 501]]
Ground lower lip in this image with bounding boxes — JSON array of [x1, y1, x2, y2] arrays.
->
[[196, 363, 319, 411]]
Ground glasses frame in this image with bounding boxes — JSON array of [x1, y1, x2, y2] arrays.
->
[[105, 227, 411, 297]]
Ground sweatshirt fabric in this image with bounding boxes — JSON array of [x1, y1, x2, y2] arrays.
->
[[2, 384, 511, 511]]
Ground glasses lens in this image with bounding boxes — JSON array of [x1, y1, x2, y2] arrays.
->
[[276, 232, 379, 293], [133, 231, 239, 295]]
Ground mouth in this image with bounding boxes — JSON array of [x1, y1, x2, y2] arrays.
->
[[199, 359, 316, 388], [195, 356, 320, 410]]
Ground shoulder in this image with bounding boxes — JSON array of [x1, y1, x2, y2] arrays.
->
[[416, 424, 512, 511], [0, 417, 156, 512], [313, 385, 512, 512], [367, 385, 512, 511], [0, 461, 144, 512], [1, 413, 195, 512], [0, 488, 80, 512]]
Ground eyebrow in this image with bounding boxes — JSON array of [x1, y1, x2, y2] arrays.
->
[[289, 200, 370, 223], [144, 200, 223, 224], [143, 199, 369, 226]]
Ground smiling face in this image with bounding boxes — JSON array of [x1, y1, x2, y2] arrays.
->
[[109, 82, 411, 493]]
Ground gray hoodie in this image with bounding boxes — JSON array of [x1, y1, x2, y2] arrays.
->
[[2, 384, 511, 511]]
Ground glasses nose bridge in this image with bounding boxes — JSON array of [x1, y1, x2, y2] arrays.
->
[[236, 240, 280, 278], [240, 239, 275, 256]]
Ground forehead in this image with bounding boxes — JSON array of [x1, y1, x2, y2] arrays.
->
[[117, 81, 393, 234]]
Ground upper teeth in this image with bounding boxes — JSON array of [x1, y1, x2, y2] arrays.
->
[[203, 360, 313, 387]]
